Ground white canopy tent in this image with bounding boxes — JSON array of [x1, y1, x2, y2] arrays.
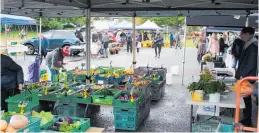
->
[[136, 20, 162, 30], [109, 20, 132, 30]]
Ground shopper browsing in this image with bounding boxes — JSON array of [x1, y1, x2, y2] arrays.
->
[[45, 46, 70, 81], [153, 31, 163, 58], [1, 54, 24, 111], [235, 27, 258, 127]]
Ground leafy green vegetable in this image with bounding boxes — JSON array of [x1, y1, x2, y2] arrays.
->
[[58, 121, 81, 132], [1, 112, 17, 119], [32, 111, 54, 126]]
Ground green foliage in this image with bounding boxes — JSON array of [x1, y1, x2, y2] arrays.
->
[[200, 72, 214, 82], [140, 16, 185, 27], [203, 80, 226, 94], [39, 17, 86, 30], [187, 81, 206, 92]]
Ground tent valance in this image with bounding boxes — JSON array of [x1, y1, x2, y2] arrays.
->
[[1, 14, 37, 25]]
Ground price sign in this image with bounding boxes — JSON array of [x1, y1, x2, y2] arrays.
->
[[98, 80, 104, 84]]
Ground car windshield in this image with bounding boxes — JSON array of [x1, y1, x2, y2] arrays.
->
[[52, 31, 76, 38]]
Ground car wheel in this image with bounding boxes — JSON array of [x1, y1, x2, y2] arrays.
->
[[25, 44, 35, 55]]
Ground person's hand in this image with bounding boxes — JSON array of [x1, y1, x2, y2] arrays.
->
[[240, 82, 255, 97], [18, 84, 23, 91]]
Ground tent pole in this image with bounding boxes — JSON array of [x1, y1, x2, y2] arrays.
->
[[39, 17, 42, 57], [181, 17, 187, 86], [245, 15, 249, 27], [85, 8, 91, 83], [132, 14, 136, 69], [5, 24, 8, 54]]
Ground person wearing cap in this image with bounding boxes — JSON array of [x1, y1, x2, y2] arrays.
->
[[45, 46, 70, 81]]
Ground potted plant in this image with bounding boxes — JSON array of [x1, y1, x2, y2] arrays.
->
[[204, 80, 226, 102], [202, 54, 214, 69], [187, 81, 206, 101], [199, 72, 214, 82]]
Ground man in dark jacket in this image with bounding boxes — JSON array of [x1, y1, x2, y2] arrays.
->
[[235, 27, 258, 126], [231, 38, 245, 69], [1, 54, 24, 111]]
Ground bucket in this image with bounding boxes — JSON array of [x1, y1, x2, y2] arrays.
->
[[191, 90, 204, 101], [206, 62, 214, 69], [209, 93, 220, 103]]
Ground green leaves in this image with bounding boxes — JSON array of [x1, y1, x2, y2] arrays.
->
[[203, 80, 226, 94]]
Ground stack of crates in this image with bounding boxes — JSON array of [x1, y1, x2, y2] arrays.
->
[[113, 91, 146, 131], [53, 102, 87, 118], [149, 67, 167, 101]]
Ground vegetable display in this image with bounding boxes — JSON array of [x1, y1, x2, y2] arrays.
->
[[26, 83, 40, 90], [32, 111, 54, 126], [117, 93, 138, 100], [95, 89, 114, 96], [47, 116, 80, 132], [1, 115, 29, 133]]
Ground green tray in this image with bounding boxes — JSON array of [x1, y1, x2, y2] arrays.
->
[[5, 90, 39, 113], [4, 116, 41, 132], [41, 115, 90, 132], [91, 89, 121, 105], [113, 91, 144, 108]]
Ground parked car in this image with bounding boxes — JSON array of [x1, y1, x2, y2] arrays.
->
[[22, 30, 83, 55]]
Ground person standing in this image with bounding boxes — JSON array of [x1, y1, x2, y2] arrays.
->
[[126, 32, 133, 53], [218, 37, 229, 54], [45, 46, 70, 81], [231, 38, 245, 70], [170, 32, 175, 48], [196, 33, 206, 63], [235, 27, 258, 127], [153, 31, 163, 58], [39, 34, 50, 62], [102, 31, 110, 58], [175, 32, 181, 49], [207, 33, 219, 57], [20, 28, 26, 39], [143, 31, 149, 41], [1, 54, 24, 111], [120, 30, 127, 46], [136, 33, 142, 53]]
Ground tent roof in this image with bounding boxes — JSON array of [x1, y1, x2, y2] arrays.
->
[[109, 20, 132, 29], [136, 20, 162, 30], [186, 14, 258, 27], [1, 14, 37, 25], [1, 0, 258, 17]]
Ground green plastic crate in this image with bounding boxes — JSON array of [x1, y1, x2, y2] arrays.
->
[[5, 90, 39, 113], [54, 102, 85, 117], [113, 107, 143, 131], [4, 116, 41, 132], [71, 94, 92, 104], [113, 91, 144, 108], [91, 89, 121, 105], [41, 115, 90, 132]]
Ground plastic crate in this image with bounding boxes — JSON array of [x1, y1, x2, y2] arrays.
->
[[150, 67, 167, 79], [151, 86, 162, 101], [216, 123, 234, 132], [91, 89, 121, 105], [41, 115, 91, 132], [4, 116, 41, 132], [54, 102, 86, 117], [126, 83, 151, 99], [5, 90, 39, 113], [113, 91, 144, 108], [143, 96, 151, 118], [192, 121, 219, 132]]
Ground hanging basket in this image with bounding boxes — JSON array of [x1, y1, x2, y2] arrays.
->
[[191, 90, 204, 101]]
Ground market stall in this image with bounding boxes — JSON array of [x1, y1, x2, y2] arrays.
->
[[0, 14, 37, 58]]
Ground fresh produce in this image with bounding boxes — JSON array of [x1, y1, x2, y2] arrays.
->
[[233, 80, 249, 93], [26, 83, 40, 90], [1, 112, 17, 119], [117, 93, 137, 100], [0, 120, 8, 131], [48, 116, 80, 132], [95, 89, 114, 96], [9, 115, 28, 129], [5, 125, 18, 133], [32, 111, 54, 126]]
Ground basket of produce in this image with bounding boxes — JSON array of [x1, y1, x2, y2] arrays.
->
[[71, 89, 92, 104], [41, 116, 90, 132], [113, 91, 144, 108], [5, 90, 39, 113], [91, 89, 121, 105], [1, 115, 41, 133], [31, 111, 54, 127]]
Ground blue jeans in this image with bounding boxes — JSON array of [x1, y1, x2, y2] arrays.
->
[[47, 65, 59, 82]]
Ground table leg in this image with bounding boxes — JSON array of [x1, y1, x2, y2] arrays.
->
[[190, 105, 193, 132]]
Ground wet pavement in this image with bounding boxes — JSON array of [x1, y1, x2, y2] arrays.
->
[[12, 47, 202, 132]]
